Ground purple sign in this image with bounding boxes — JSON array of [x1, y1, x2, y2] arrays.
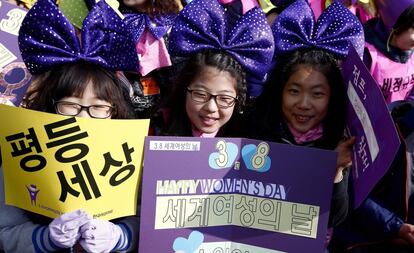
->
[[139, 136, 338, 253], [0, 1, 31, 106], [341, 45, 400, 208]]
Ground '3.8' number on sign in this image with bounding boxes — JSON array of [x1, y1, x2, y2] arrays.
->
[[252, 142, 269, 170]]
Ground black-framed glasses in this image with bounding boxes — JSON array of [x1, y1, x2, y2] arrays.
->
[[186, 88, 238, 108], [53, 100, 115, 119]]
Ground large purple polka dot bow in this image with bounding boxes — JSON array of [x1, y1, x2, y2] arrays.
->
[[18, 0, 139, 75], [169, 0, 275, 86], [272, 0, 365, 60], [124, 13, 176, 43]]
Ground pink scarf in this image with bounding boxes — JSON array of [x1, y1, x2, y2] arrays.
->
[[136, 30, 172, 76], [287, 123, 323, 144]]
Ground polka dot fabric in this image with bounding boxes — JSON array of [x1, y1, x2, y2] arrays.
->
[[272, 0, 364, 60], [18, 0, 138, 75], [124, 13, 176, 43], [169, 0, 275, 82]]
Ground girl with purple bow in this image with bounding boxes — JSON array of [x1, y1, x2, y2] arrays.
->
[[329, 3, 414, 251], [151, 0, 274, 137], [364, 0, 414, 104], [152, 50, 247, 137], [245, 0, 364, 240], [0, 0, 141, 252]]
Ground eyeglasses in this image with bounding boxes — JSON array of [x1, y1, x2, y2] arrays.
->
[[186, 88, 238, 108], [54, 101, 115, 119]]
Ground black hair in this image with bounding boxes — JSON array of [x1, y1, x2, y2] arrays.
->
[[119, 0, 181, 15], [23, 61, 134, 119], [155, 50, 247, 136], [393, 4, 414, 35], [249, 48, 346, 149]]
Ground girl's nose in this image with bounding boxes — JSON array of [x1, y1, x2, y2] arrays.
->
[[298, 95, 311, 109], [203, 97, 219, 112], [77, 108, 92, 118]]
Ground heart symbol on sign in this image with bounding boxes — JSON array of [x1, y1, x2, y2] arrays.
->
[[172, 231, 204, 253]]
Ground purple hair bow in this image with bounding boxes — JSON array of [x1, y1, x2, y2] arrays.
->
[[18, 0, 138, 75], [272, 0, 364, 59], [169, 0, 274, 84], [124, 13, 176, 43]]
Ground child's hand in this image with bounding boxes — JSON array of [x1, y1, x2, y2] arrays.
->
[[334, 137, 356, 183], [48, 209, 91, 248], [79, 219, 124, 253], [399, 223, 414, 246]]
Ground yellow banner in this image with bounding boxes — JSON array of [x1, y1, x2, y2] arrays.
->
[[258, 0, 276, 14], [0, 104, 149, 220]]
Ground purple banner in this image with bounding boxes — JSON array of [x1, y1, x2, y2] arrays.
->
[[0, 1, 31, 106], [139, 136, 338, 253], [341, 45, 400, 208]]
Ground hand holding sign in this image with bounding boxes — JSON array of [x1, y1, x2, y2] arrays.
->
[[49, 209, 91, 248], [79, 219, 124, 253], [341, 45, 400, 207], [334, 137, 356, 183], [398, 223, 414, 246]]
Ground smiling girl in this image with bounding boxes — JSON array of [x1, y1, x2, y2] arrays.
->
[[0, 0, 140, 252], [249, 48, 353, 186], [153, 50, 246, 137], [245, 0, 365, 234], [281, 64, 331, 136], [152, 0, 273, 137]]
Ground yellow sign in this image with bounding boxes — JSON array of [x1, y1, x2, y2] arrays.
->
[[258, 0, 276, 14], [0, 104, 149, 220]]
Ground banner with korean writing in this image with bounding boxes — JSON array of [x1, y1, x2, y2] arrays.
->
[[341, 45, 400, 208], [139, 136, 337, 253], [0, 0, 32, 106], [0, 104, 149, 220]]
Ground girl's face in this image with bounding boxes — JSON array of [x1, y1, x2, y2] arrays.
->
[[123, 0, 149, 11], [392, 26, 414, 51], [185, 66, 238, 134], [282, 65, 331, 134], [55, 81, 114, 119]]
